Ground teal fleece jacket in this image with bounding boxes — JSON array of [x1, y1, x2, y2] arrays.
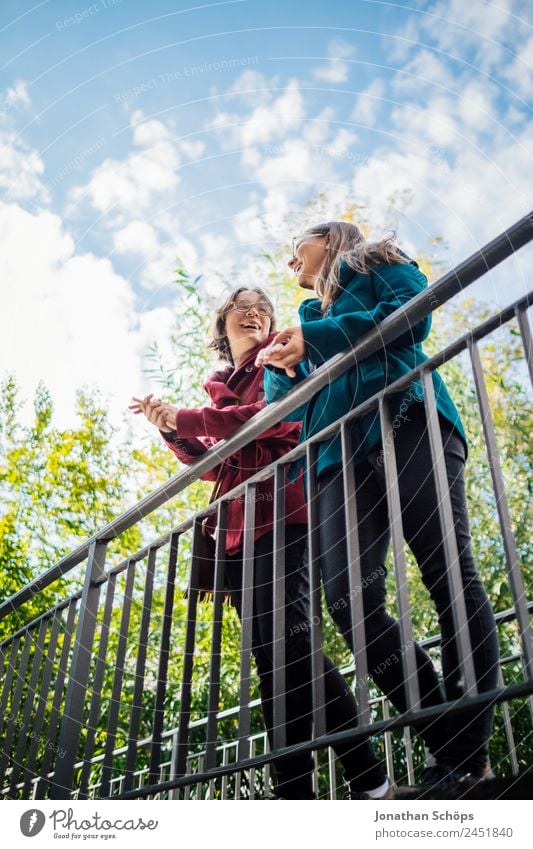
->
[[263, 258, 467, 481]]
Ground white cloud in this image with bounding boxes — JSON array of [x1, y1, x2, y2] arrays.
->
[[392, 0, 524, 73], [178, 137, 206, 160], [256, 139, 314, 188], [225, 69, 278, 106], [69, 110, 181, 220], [503, 34, 533, 98], [113, 220, 158, 255], [352, 79, 386, 127], [388, 76, 502, 152], [0, 80, 48, 204], [350, 124, 532, 302], [210, 78, 305, 149], [456, 80, 500, 130], [303, 106, 337, 145], [0, 201, 169, 430], [313, 39, 356, 84], [325, 127, 360, 157], [3, 80, 30, 109], [0, 130, 49, 202], [390, 98, 461, 147], [392, 50, 456, 94], [136, 238, 198, 292], [241, 79, 304, 146]]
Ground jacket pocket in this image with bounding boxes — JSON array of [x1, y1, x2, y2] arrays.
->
[[359, 357, 385, 383]]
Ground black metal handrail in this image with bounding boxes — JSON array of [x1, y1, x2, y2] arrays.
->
[[0, 211, 532, 801], [1, 210, 531, 620]]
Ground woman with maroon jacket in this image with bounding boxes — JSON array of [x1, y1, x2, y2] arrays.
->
[[130, 286, 389, 800]]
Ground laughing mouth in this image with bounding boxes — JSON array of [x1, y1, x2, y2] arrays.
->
[[240, 321, 261, 330]]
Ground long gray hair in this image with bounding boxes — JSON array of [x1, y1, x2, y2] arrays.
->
[[298, 221, 408, 313]]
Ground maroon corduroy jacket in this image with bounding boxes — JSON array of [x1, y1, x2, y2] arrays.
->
[[161, 334, 308, 555]]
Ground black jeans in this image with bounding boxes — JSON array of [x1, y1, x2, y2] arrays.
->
[[315, 402, 500, 774], [225, 525, 387, 798]]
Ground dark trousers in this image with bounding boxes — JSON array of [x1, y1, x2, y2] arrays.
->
[[315, 402, 500, 774], [225, 525, 387, 798]]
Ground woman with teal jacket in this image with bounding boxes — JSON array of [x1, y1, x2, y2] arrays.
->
[[257, 221, 499, 795]]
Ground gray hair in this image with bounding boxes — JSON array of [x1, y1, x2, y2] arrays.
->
[[208, 286, 276, 365]]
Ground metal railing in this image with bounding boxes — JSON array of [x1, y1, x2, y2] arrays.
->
[[0, 211, 532, 800], [7, 604, 531, 801]]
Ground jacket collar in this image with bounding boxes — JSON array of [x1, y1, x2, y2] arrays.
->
[[297, 257, 418, 322], [297, 259, 361, 320], [204, 332, 276, 404], [299, 296, 323, 321]]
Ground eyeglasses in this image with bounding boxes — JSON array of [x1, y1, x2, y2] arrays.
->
[[291, 232, 327, 259], [291, 235, 303, 260], [229, 301, 274, 317]]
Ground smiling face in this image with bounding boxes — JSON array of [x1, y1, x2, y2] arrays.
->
[[224, 289, 273, 366], [288, 233, 329, 289]]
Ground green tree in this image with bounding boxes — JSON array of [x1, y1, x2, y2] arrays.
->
[[1, 206, 531, 797]]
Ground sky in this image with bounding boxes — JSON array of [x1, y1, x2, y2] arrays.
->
[[0, 0, 531, 434]]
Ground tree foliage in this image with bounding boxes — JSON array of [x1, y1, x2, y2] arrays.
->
[[1, 203, 531, 795]]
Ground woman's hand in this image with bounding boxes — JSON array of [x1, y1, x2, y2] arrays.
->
[[129, 394, 177, 433], [255, 325, 306, 377]]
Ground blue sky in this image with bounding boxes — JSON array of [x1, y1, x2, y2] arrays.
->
[[1, 0, 531, 430]]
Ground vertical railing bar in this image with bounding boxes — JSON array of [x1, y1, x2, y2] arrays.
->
[[312, 756, 319, 799], [8, 617, 49, 796], [467, 340, 533, 679], [221, 744, 229, 800], [0, 645, 6, 733], [272, 465, 287, 750], [0, 632, 32, 781], [174, 521, 201, 777], [99, 559, 136, 798], [35, 599, 77, 799], [78, 573, 118, 798], [50, 539, 107, 799], [497, 667, 519, 776], [378, 397, 421, 710], [235, 764, 242, 800], [169, 731, 179, 801], [340, 422, 372, 724], [421, 371, 479, 695], [183, 756, 191, 799], [515, 303, 533, 387], [148, 532, 180, 785], [22, 609, 63, 798], [382, 699, 395, 783], [205, 504, 227, 771], [263, 736, 270, 800], [195, 754, 205, 800], [403, 726, 415, 785], [0, 638, 20, 741], [249, 738, 256, 800], [237, 483, 256, 764], [306, 442, 327, 738], [328, 747, 337, 799], [123, 546, 157, 792]]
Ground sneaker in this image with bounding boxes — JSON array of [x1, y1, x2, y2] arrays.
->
[[457, 763, 495, 785], [416, 762, 470, 794], [268, 790, 316, 800], [417, 761, 493, 795], [349, 776, 396, 800]]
